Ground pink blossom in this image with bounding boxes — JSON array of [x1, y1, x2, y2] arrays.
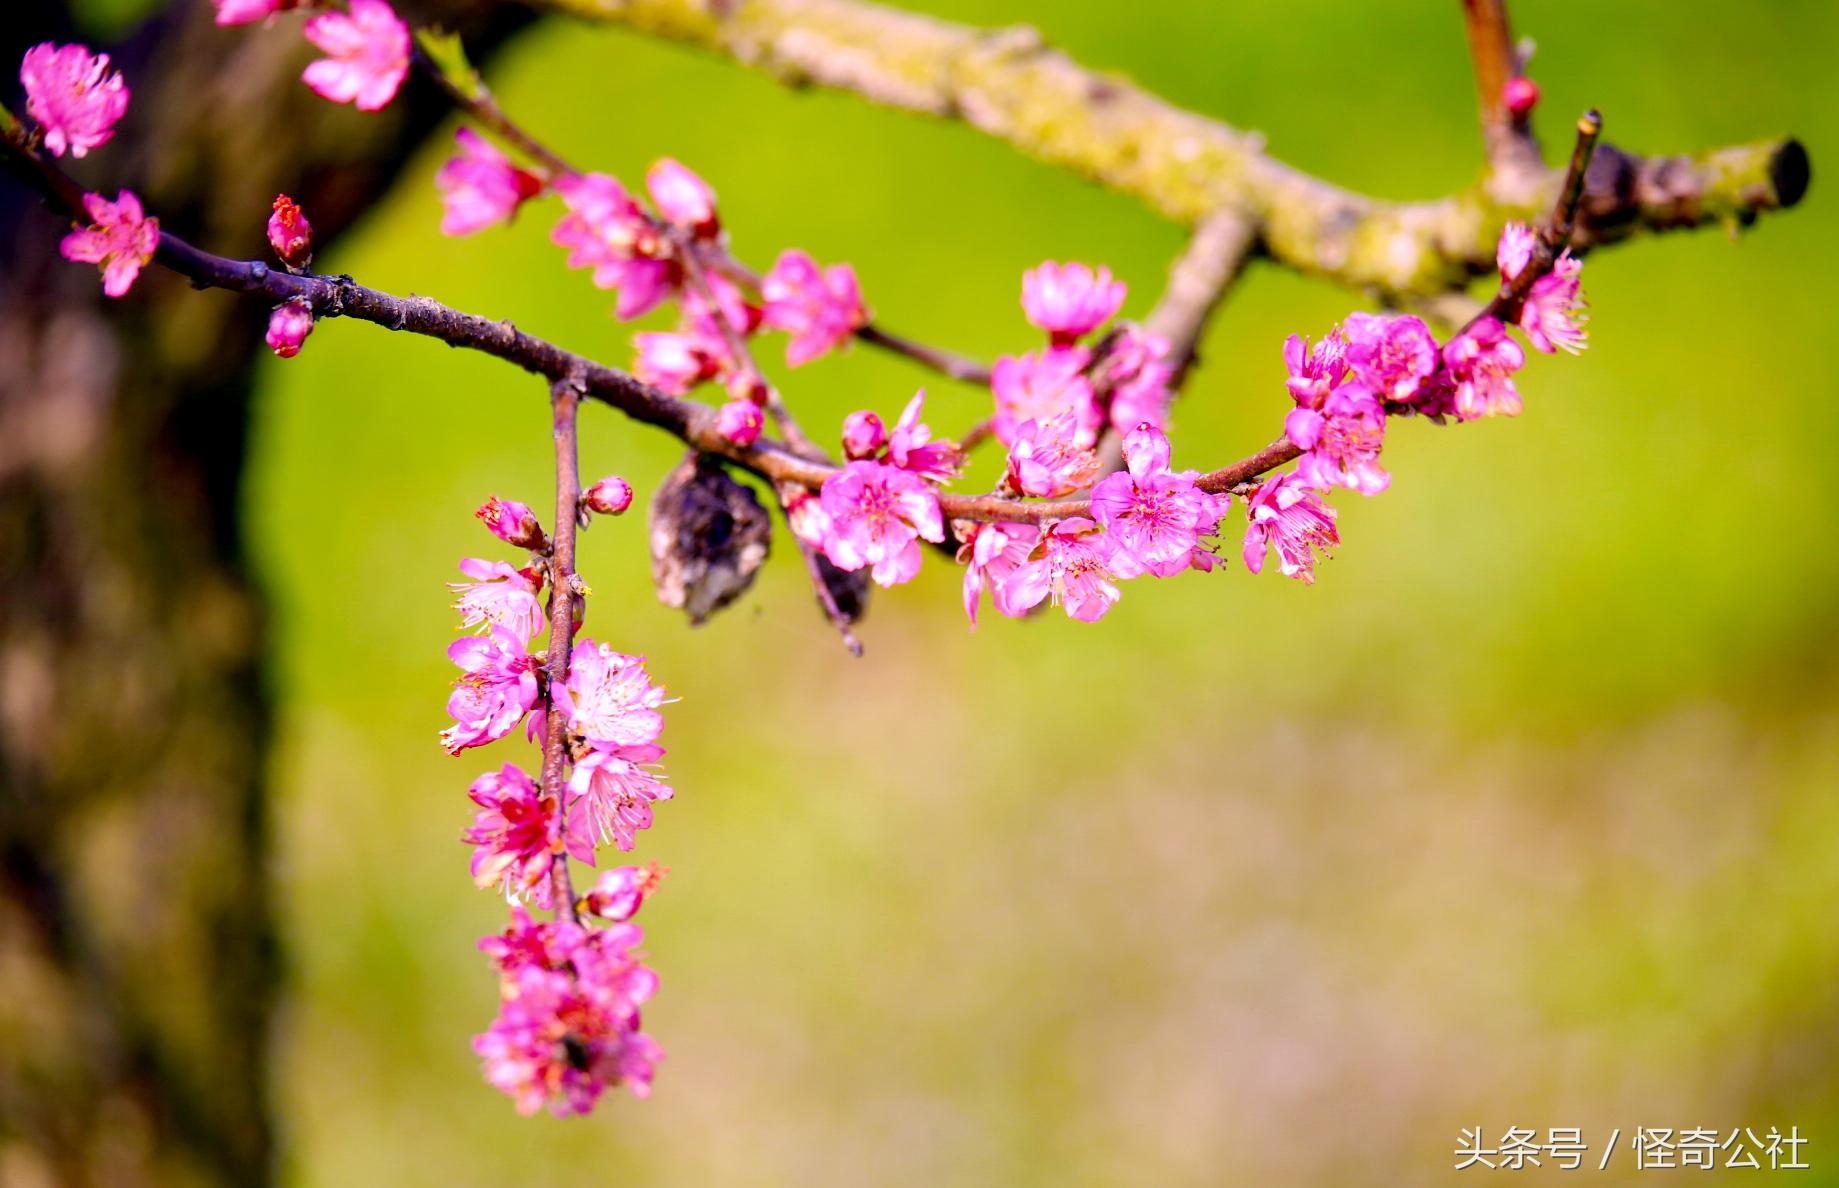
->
[[1285, 383, 1391, 496], [1504, 76, 1540, 119], [990, 347, 1101, 447], [584, 476, 634, 516], [1242, 472, 1339, 583], [462, 764, 568, 897], [475, 496, 548, 551], [568, 750, 671, 854], [841, 410, 886, 460], [957, 520, 1041, 626], [1496, 222, 1537, 282], [264, 299, 314, 358], [1005, 518, 1121, 623], [1343, 312, 1438, 405], [474, 947, 660, 1115], [551, 172, 676, 320], [301, 0, 410, 112], [1021, 261, 1125, 343], [760, 249, 866, 367], [266, 194, 313, 269], [1443, 316, 1526, 420], [1520, 253, 1587, 354], [581, 864, 662, 923], [59, 190, 158, 298], [1102, 326, 1175, 436], [634, 331, 720, 395], [716, 398, 764, 446], [479, 907, 582, 977], [1283, 330, 1348, 410], [782, 485, 831, 548], [1004, 412, 1100, 498], [214, 0, 289, 25], [886, 391, 962, 483], [440, 626, 539, 754], [20, 43, 130, 159], [1089, 423, 1220, 576], [553, 640, 666, 754], [645, 158, 718, 234], [451, 558, 545, 642], [436, 128, 543, 237], [818, 460, 944, 588]]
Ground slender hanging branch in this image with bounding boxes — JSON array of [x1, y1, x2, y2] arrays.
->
[[541, 375, 585, 924]]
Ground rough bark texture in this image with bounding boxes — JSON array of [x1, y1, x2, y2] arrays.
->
[[0, 3, 524, 1184]]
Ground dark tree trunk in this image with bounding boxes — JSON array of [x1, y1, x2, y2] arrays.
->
[[0, 3, 526, 1182]]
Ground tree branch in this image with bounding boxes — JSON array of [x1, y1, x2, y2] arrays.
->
[[1460, 0, 1542, 191], [1144, 208, 1258, 387], [535, 0, 1807, 299], [542, 376, 584, 924]]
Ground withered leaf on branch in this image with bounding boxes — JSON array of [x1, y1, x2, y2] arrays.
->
[[648, 452, 772, 625]]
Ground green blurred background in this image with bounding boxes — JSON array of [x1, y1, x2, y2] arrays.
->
[[241, 0, 1835, 1182]]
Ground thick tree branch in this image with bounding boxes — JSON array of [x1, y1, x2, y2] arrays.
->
[[535, 0, 1807, 300]]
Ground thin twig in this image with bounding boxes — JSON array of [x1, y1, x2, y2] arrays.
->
[[1144, 208, 1259, 386], [1470, 110, 1602, 330], [410, 37, 576, 177], [1459, 0, 1542, 186], [855, 324, 994, 386], [541, 376, 585, 925]]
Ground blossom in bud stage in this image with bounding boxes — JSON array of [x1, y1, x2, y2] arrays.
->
[[264, 299, 314, 358], [584, 476, 634, 516], [213, 0, 290, 25], [990, 347, 1101, 447], [20, 43, 130, 159], [265, 193, 313, 268], [1504, 75, 1540, 119], [885, 391, 963, 484], [437, 128, 543, 237], [552, 173, 676, 320], [1343, 312, 1438, 405], [1242, 472, 1339, 583], [958, 520, 1041, 627], [451, 558, 545, 642], [1496, 221, 1537, 283], [818, 460, 945, 588], [1103, 326, 1175, 436], [1283, 330, 1349, 410], [59, 190, 158, 298], [841, 410, 887, 460], [474, 925, 661, 1115], [715, 398, 764, 447], [645, 158, 718, 235], [1520, 253, 1587, 354], [569, 750, 671, 853], [1004, 517, 1121, 624], [1090, 423, 1219, 576], [782, 484, 831, 548], [1004, 413, 1100, 499], [475, 496, 548, 551], [1443, 316, 1526, 420], [1021, 261, 1126, 343], [440, 626, 539, 754], [634, 331, 722, 395], [462, 764, 571, 897], [554, 640, 666, 754], [301, 0, 410, 111], [760, 249, 867, 367], [1285, 382, 1391, 496], [581, 865, 662, 923]]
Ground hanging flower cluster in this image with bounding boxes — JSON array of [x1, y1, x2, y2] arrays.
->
[[444, 484, 672, 1114]]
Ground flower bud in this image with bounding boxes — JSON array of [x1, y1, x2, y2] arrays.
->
[[645, 158, 719, 236], [584, 475, 634, 516], [267, 193, 313, 270], [840, 410, 886, 460], [475, 496, 548, 551], [265, 299, 314, 357], [1503, 76, 1540, 120], [716, 398, 763, 447], [578, 863, 663, 923]]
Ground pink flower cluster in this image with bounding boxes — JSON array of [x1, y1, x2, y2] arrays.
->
[[439, 485, 672, 1111], [993, 262, 1174, 449]]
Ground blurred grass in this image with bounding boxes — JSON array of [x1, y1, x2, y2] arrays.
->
[[246, 1, 1839, 1183]]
